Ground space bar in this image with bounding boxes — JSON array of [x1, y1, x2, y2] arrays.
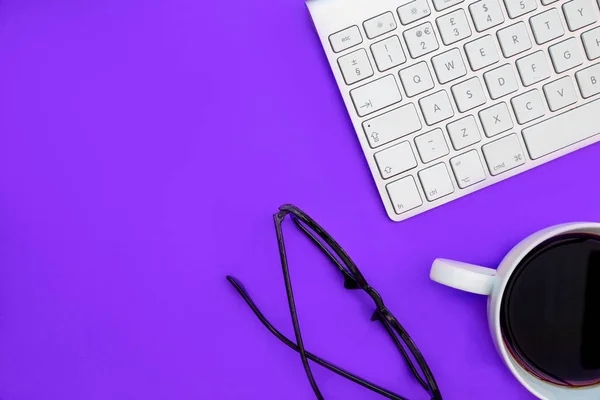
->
[[523, 99, 600, 159]]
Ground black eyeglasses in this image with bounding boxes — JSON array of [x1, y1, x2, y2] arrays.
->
[[226, 204, 443, 400]]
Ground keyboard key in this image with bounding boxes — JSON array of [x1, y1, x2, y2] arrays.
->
[[482, 134, 526, 175], [329, 26, 363, 53], [350, 75, 403, 117], [418, 163, 455, 201], [451, 77, 487, 112], [419, 90, 454, 125], [469, 0, 505, 32], [432, 48, 467, 84], [464, 35, 500, 70], [398, 0, 432, 25], [400, 61, 435, 96], [575, 63, 600, 98], [549, 38, 584, 73], [542, 0, 559, 4], [516, 51, 551, 86], [415, 128, 450, 163], [504, 0, 537, 19], [374, 141, 418, 179], [479, 102, 513, 137], [529, 9, 565, 44], [387, 176, 423, 214], [338, 49, 374, 85], [522, 98, 600, 159], [432, 0, 464, 11], [364, 12, 397, 39], [436, 9, 472, 45], [484, 64, 519, 99], [363, 104, 422, 148], [450, 150, 487, 188], [447, 115, 482, 149], [497, 23, 532, 57], [404, 23, 439, 58], [563, 0, 597, 32], [582, 27, 600, 60], [371, 36, 407, 72], [543, 76, 578, 111], [511, 89, 545, 124]]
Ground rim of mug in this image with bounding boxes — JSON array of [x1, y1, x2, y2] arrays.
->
[[490, 222, 600, 399]]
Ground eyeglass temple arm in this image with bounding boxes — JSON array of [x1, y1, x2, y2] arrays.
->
[[291, 213, 442, 400], [226, 275, 410, 400]]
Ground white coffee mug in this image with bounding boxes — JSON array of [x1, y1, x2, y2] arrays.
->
[[430, 222, 600, 400]]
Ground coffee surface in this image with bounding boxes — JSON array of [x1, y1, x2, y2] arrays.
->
[[501, 233, 600, 387]]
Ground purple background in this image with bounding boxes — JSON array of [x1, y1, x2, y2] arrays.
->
[[0, 0, 599, 399]]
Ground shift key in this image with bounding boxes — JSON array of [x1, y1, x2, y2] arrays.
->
[[482, 134, 526, 176], [350, 75, 402, 117]]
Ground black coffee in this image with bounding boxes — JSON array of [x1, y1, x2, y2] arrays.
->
[[500, 233, 600, 387]]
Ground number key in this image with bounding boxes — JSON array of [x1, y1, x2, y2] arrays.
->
[[404, 22, 440, 58], [469, 0, 505, 32], [504, 0, 537, 19], [436, 9, 472, 45], [447, 115, 482, 150]]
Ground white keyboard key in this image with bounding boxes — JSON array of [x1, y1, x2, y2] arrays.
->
[[363, 104, 422, 148], [484, 64, 519, 99], [436, 9, 472, 45], [329, 26, 363, 53], [469, 0, 505, 32], [350, 75, 403, 117], [404, 23, 439, 58], [511, 89, 545, 124], [450, 150, 487, 188], [432, 0, 465, 12], [575, 63, 600, 98], [541, 0, 559, 4], [482, 134, 526, 175], [364, 12, 398, 39], [522, 98, 600, 159], [371, 36, 407, 72], [549, 38, 584, 73], [398, 0, 432, 25], [504, 0, 537, 19], [479, 102, 513, 137], [516, 51, 551, 86], [400, 62, 435, 96], [415, 128, 450, 163], [543, 76, 578, 111], [418, 163, 455, 201], [563, 0, 597, 32], [497, 23, 532, 57], [464, 35, 500, 70], [447, 115, 482, 149], [387, 176, 423, 214], [338, 49, 374, 85], [582, 27, 600, 60], [451, 77, 487, 112], [432, 48, 467, 83], [419, 90, 455, 125], [374, 141, 418, 179], [529, 9, 565, 44]]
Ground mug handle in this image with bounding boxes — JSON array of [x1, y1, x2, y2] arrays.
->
[[430, 259, 497, 296]]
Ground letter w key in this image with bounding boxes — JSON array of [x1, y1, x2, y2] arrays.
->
[[433, 48, 467, 84]]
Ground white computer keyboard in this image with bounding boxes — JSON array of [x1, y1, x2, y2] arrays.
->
[[307, 0, 600, 222]]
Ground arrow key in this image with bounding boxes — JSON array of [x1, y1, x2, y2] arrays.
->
[[374, 141, 418, 179]]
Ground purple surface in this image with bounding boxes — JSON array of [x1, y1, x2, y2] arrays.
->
[[0, 0, 599, 399]]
